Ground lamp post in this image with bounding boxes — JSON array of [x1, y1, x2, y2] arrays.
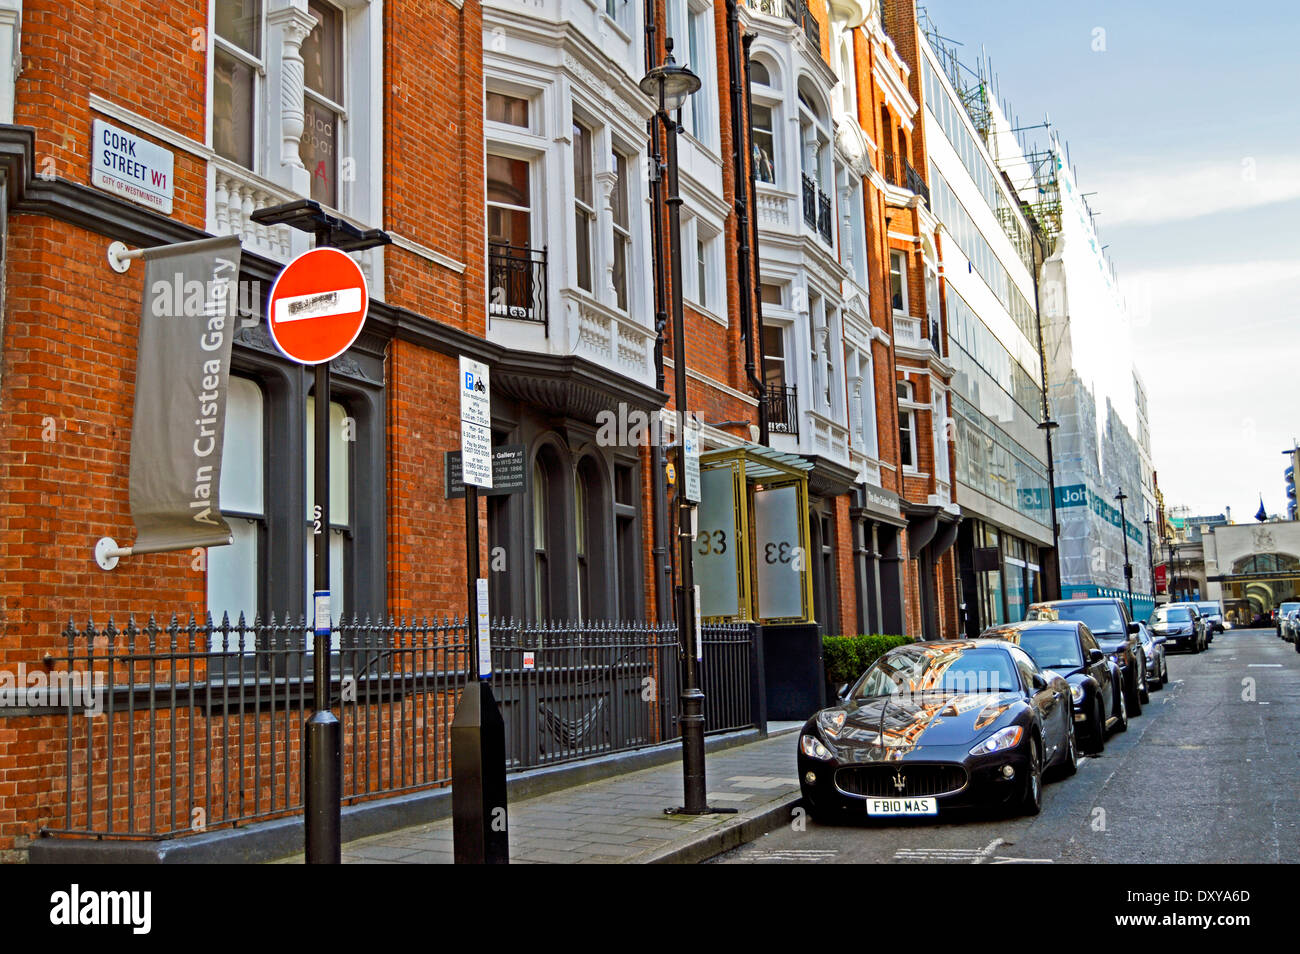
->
[[1143, 515, 1156, 602], [641, 43, 718, 817], [1115, 488, 1134, 617], [1038, 418, 1061, 599]]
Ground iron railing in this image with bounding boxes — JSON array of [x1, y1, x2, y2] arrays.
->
[[488, 243, 548, 334], [44, 614, 757, 840], [746, 0, 820, 47], [765, 384, 799, 435], [882, 151, 900, 188], [817, 191, 832, 243], [800, 174, 817, 229], [906, 161, 930, 207], [791, 0, 820, 47]]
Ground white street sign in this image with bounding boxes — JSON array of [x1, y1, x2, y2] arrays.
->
[[684, 423, 701, 503], [459, 356, 492, 488], [461, 420, 493, 489], [476, 578, 492, 678], [460, 356, 491, 428], [91, 119, 175, 215]]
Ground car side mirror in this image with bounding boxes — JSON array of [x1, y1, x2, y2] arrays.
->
[[1089, 649, 1104, 664], [1128, 622, 1140, 634], [1032, 672, 1048, 691], [836, 683, 849, 702]]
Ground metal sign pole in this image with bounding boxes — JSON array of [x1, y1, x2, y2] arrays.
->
[[305, 358, 341, 864], [452, 359, 508, 863]]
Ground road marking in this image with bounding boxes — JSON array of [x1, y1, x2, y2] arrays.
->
[[746, 849, 839, 861], [991, 856, 1054, 864], [894, 839, 1005, 864], [1248, 664, 1282, 668]]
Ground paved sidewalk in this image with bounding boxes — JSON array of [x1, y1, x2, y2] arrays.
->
[[277, 727, 803, 864]]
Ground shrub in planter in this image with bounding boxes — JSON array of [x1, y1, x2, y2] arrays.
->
[[822, 633, 914, 697]]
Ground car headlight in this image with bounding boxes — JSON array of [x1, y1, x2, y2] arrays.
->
[[818, 710, 847, 738], [969, 725, 1023, 756], [800, 734, 834, 761], [1070, 684, 1084, 703]]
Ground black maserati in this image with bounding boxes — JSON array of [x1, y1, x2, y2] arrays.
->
[[798, 640, 1076, 822]]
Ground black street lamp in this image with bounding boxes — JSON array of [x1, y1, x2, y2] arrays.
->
[[1143, 515, 1156, 602], [641, 43, 720, 817], [1115, 488, 1134, 617], [1038, 418, 1061, 600]]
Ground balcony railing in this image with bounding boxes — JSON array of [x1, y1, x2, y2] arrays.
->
[[882, 151, 901, 188], [766, 384, 799, 436], [801, 174, 817, 228], [906, 161, 931, 207], [747, 0, 820, 47], [817, 191, 833, 243], [488, 243, 548, 334]]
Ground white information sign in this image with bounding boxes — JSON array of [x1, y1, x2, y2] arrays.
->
[[476, 578, 492, 678], [683, 423, 700, 503], [459, 356, 492, 489], [460, 356, 491, 428], [91, 119, 175, 214]]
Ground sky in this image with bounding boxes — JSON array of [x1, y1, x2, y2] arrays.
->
[[917, 0, 1300, 521]]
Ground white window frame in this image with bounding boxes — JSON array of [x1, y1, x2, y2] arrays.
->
[[890, 250, 908, 315], [898, 379, 919, 473], [667, 0, 718, 152], [301, 0, 347, 209], [206, 0, 383, 224], [683, 212, 722, 318]]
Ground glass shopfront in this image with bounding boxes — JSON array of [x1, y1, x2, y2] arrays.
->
[[959, 519, 1043, 637]]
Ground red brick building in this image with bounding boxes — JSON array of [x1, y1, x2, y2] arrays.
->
[[0, 0, 961, 860]]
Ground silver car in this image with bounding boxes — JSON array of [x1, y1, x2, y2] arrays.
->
[[1137, 621, 1167, 691]]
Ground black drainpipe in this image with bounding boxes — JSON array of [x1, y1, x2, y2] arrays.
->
[[645, 1, 672, 624], [728, 3, 764, 447], [739, 28, 769, 445]]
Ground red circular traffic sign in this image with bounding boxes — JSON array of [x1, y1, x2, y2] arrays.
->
[[266, 246, 369, 365]]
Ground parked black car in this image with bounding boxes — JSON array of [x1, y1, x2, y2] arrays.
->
[[798, 640, 1076, 822], [1149, 603, 1205, 653], [1024, 598, 1147, 713], [981, 619, 1125, 754]]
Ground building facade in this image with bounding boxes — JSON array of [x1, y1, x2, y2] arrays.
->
[[911, 23, 1053, 635]]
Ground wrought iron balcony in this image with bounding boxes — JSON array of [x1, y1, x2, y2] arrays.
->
[[817, 190, 833, 243], [801, 174, 817, 229], [766, 384, 799, 436], [488, 242, 548, 334], [746, 0, 821, 47], [882, 151, 901, 188], [906, 161, 931, 207]]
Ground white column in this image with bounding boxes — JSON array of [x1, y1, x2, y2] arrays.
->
[[595, 167, 618, 304], [268, 1, 319, 197]]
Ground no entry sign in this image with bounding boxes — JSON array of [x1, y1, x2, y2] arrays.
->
[[266, 246, 369, 365]]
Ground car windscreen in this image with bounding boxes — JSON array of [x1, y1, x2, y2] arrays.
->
[[1153, 608, 1190, 622], [1015, 629, 1083, 669], [1198, 605, 1220, 616], [1038, 603, 1125, 635], [853, 648, 1019, 698]]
